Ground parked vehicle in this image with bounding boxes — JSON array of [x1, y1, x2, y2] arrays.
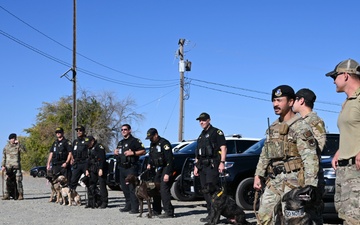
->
[[138, 134, 260, 201], [180, 133, 339, 213], [30, 166, 47, 178]]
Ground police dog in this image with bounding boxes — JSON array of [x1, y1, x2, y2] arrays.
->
[[125, 174, 160, 218], [56, 175, 81, 206], [45, 172, 62, 203], [5, 167, 19, 200], [202, 183, 250, 225], [281, 186, 313, 225]]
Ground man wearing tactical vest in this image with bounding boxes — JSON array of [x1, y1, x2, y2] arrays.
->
[[69, 125, 88, 194], [46, 127, 72, 185], [293, 88, 326, 225], [114, 124, 146, 214], [193, 112, 227, 223], [85, 136, 108, 209], [253, 85, 319, 225], [146, 128, 175, 218]]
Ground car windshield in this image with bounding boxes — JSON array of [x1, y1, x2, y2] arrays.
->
[[242, 138, 265, 154], [176, 141, 197, 154]]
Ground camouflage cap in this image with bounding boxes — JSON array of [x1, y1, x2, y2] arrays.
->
[[326, 58, 360, 77], [271, 85, 296, 100]]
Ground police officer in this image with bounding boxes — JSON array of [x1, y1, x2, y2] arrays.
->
[[69, 125, 88, 194], [46, 127, 72, 183], [253, 85, 319, 225], [146, 128, 175, 218], [193, 112, 227, 223], [85, 136, 108, 209], [114, 124, 146, 214]]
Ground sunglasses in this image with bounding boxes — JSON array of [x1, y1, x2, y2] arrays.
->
[[121, 128, 128, 131], [331, 72, 345, 81]]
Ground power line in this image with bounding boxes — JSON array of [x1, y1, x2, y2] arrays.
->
[[0, 5, 177, 83]]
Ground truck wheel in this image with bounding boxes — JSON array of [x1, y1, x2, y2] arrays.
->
[[235, 177, 259, 210], [170, 175, 196, 201]]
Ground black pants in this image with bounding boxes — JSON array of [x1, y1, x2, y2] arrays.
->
[[52, 163, 71, 183], [69, 161, 87, 190], [153, 168, 174, 215], [88, 171, 108, 206], [119, 165, 139, 211], [199, 163, 220, 212]]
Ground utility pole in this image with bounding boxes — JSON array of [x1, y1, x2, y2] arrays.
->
[[72, 0, 77, 141], [178, 39, 185, 141], [177, 39, 192, 142]]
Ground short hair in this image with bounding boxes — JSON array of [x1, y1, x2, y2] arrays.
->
[[121, 124, 131, 130]]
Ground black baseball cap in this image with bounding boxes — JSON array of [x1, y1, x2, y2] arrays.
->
[[271, 85, 296, 100], [8, 133, 17, 140], [75, 125, 85, 132], [145, 128, 158, 139], [55, 127, 64, 133], [84, 136, 95, 144], [296, 88, 316, 103], [196, 112, 210, 121]]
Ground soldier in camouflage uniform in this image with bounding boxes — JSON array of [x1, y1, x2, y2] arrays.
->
[[253, 85, 319, 225], [1, 133, 26, 200], [326, 59, 360, 225], [293, 88, 326, 225]]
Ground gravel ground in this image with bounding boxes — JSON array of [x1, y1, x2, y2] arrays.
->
[[0, 174, 340, 225]]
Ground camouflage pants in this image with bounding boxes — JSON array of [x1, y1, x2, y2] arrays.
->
[[335, 165, 360, 225], [4, 169, 23, 195]]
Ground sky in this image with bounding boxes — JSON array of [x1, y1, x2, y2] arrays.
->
[[1, 1, 359, 161]]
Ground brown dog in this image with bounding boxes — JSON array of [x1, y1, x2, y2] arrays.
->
[[125, 174, 160, 218], [56, 175, 81, 206], [46, 172, 62, 203]]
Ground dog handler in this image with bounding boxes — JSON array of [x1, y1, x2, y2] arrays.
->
[[1, 133, 26, 200], [193, 112, 227, 223], [253, 85, 319, 225], [146, 128, 175, 218], [327, 59, 360, 224]]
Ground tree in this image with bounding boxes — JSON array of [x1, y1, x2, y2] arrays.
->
[[21, 91, 143, 171]]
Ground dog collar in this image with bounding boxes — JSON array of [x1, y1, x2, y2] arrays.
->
[[284, 208, 305, 217]]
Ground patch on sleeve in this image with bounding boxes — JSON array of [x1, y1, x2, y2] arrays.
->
[[217, 130, 224, 136], [68, 141, 72, 146], [164, 144, 170, 150], [99, 144, 104, 149]]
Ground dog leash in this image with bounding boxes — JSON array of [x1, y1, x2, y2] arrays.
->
[[1, 170, 4, 197], [253, 190, 262, 225]]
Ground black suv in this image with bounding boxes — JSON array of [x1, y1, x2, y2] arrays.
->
[[180, 133, 339, 211], [139, 135, 259, 201]]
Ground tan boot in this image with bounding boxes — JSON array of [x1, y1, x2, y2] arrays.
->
[[18, 193, 23, 200], [2, 194, 10, 200]]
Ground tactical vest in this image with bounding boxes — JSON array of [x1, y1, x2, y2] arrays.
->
[[52, 139, 68, 163], [265, 116, 301, 160], [196, 127, 217, 158], [73, 138, 88, 161], [118, 138, 137, 164], [88, 143, 100, 172], [149, 139, 166, 167]]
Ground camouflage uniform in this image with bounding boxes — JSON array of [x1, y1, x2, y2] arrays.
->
[[334, 87, 360, 225], [1, 141, 26, 198], [255, 116, 319, 225], [303, 111, 326, 225]]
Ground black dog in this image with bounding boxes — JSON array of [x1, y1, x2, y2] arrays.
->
[[281, 185, 313, 225], [125, 174, 160, 218], [202, 183, 250, 225], [5, 167, 19, 200], [81, 176, 102, 208]]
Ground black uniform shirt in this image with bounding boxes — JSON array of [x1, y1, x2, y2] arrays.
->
[[116, 134, 145, 163], [196, 125, 226, 159], [49, 137, 72, 163], [149, 137, 174, 175], [87, 141, 107, 171]]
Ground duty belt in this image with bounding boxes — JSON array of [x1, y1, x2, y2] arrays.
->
[[338, 157, 356, 167]]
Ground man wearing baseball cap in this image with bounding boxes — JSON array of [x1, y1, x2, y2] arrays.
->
[[326, 59, 360, 224], [46, 127, 73, 191], [194, 112, 227, 223], [254, 85, 319, 224]]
